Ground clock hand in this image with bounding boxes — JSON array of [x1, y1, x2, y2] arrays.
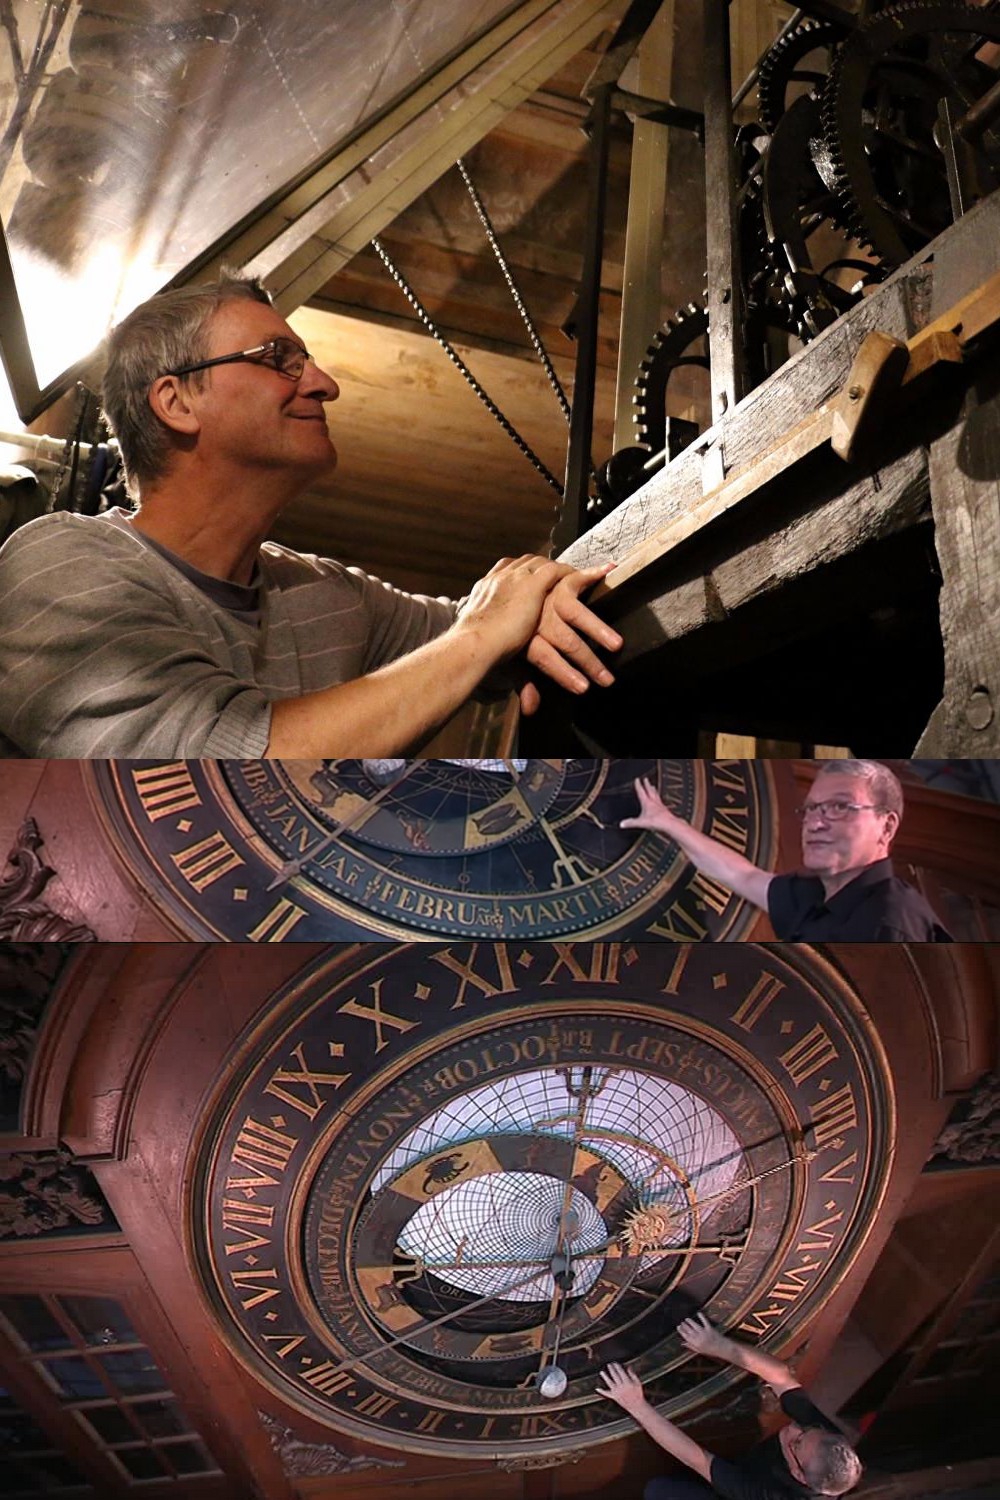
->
[[533, 1070, 597, 1385], [290, 1263, 553, 1385], [503, 759, 596, 890], [266, 761, 421, 889]]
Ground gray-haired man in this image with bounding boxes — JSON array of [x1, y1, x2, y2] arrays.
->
[[599, 1314, 862, 1500], [622, 760, 952, 941], [0, 274, 620, 757]]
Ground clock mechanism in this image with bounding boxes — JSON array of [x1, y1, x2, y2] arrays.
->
[[189, 942, 894, 1458]]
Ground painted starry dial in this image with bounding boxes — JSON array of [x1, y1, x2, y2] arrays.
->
[[89, 758, 775, 942], [189, 941, 895, 1458]]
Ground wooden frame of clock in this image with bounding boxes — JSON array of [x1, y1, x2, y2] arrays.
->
[[184, 940, 894, 1459]]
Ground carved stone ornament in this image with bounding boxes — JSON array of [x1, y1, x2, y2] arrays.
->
[[928, 1072, 1000, 1167], [0, 818, 96, 942], [0, 1149, 118, 1239], [258, 1412, 405, 1478]]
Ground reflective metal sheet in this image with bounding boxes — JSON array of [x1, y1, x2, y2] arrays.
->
[[0, 0, 519, 395]]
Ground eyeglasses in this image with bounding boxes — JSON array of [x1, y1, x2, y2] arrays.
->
[[795, 800, 886, 821], [162, 336, 312, 381]]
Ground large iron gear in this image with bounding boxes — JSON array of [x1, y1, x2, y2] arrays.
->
[[756, 17, 847, 133], [631, 304, 710, 465], [822, 1, 1000, 266], [759, 94, 879, 341]]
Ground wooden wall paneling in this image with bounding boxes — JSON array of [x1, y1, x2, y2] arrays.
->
[[19, 946, 136, 1150], [870, 1195, 1000, 1413], [0, 759, 47, 858], [89, 1157, 297, 1500], [899, 946, 998, 1094], [769, 946, 957, 1390], [790, 761, 1000, 902], [58, 943, 332, 1164], [0, 760, 178, 942]]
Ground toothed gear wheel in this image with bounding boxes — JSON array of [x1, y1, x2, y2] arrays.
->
[[760, 93, 879, 341], [632, 304, 710, 462], [756, 18, 846, 133], [822, 1, 1000, 266]]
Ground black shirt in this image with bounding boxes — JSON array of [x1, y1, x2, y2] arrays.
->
[[709, 1388, 843, 1500], [768, 859, 953, 942]]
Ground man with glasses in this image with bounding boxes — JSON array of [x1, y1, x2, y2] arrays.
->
[[0, 273, 620, 757], [621, 760, 951, 941], [598, 1313, 862, 1499]]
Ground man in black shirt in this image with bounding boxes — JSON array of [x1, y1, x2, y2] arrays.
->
[[597, 1313, 861, 1500], [621, 759, 951, 941]]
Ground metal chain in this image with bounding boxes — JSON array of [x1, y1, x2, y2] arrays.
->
[[370, 236, 564, 495], [456, 157, 572, 425]]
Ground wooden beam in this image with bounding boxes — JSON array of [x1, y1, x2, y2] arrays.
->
[[613, 2, 675, 449], [702, 0, 747, 422], [916, 193, 1000, 752], [586, 261, 1000, 602]]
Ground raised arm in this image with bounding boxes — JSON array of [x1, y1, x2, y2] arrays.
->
[[620, 777, 774, 912], [678, 1314, 801, 1397], [597, 1364, 714, 1482]]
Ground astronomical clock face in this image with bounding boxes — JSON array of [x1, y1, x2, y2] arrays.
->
[[189, 942, 894, 1459], [89, 758, 774, 942]]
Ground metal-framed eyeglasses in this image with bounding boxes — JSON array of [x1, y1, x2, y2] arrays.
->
[[162, 336, 313, 382], [794, 799, 887, 822]]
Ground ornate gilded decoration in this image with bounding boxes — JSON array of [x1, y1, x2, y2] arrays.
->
[[0, 1149, 118, 1239], [0, 819, 96, 943]]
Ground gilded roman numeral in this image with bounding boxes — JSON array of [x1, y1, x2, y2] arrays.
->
[[818, 1150, 858, 1185], [247, 898, 308, 942], [778, 1023, 839, 1085], [811, 1083, 858, 1146], [222, 1198, 276, 1255], [132, 762, 202, 821], [661, 946, 693, 994], [300, 1361, 355, 1396], [541, 943, 623, 985], [432, 943, 518, 1007], [689, 869, 732, 916], [797, 1211, 844, 1251], [262, 1333, 305, 1359], [264, 1041, 350, 1120], [731, 973, 784, 1030], [416, 1410, 446, 1434], [171, 830, 244, 890], [227, 1116, 298, 1190], [645, 900, 707, 942], [356, 1393, 398, 1419], [230, 1268, 281, 1309], [712, 760, 749, 793], [518, 1413, 565, 1437], [339, 978, 418, 1052], [708, 805, 749, 852]]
